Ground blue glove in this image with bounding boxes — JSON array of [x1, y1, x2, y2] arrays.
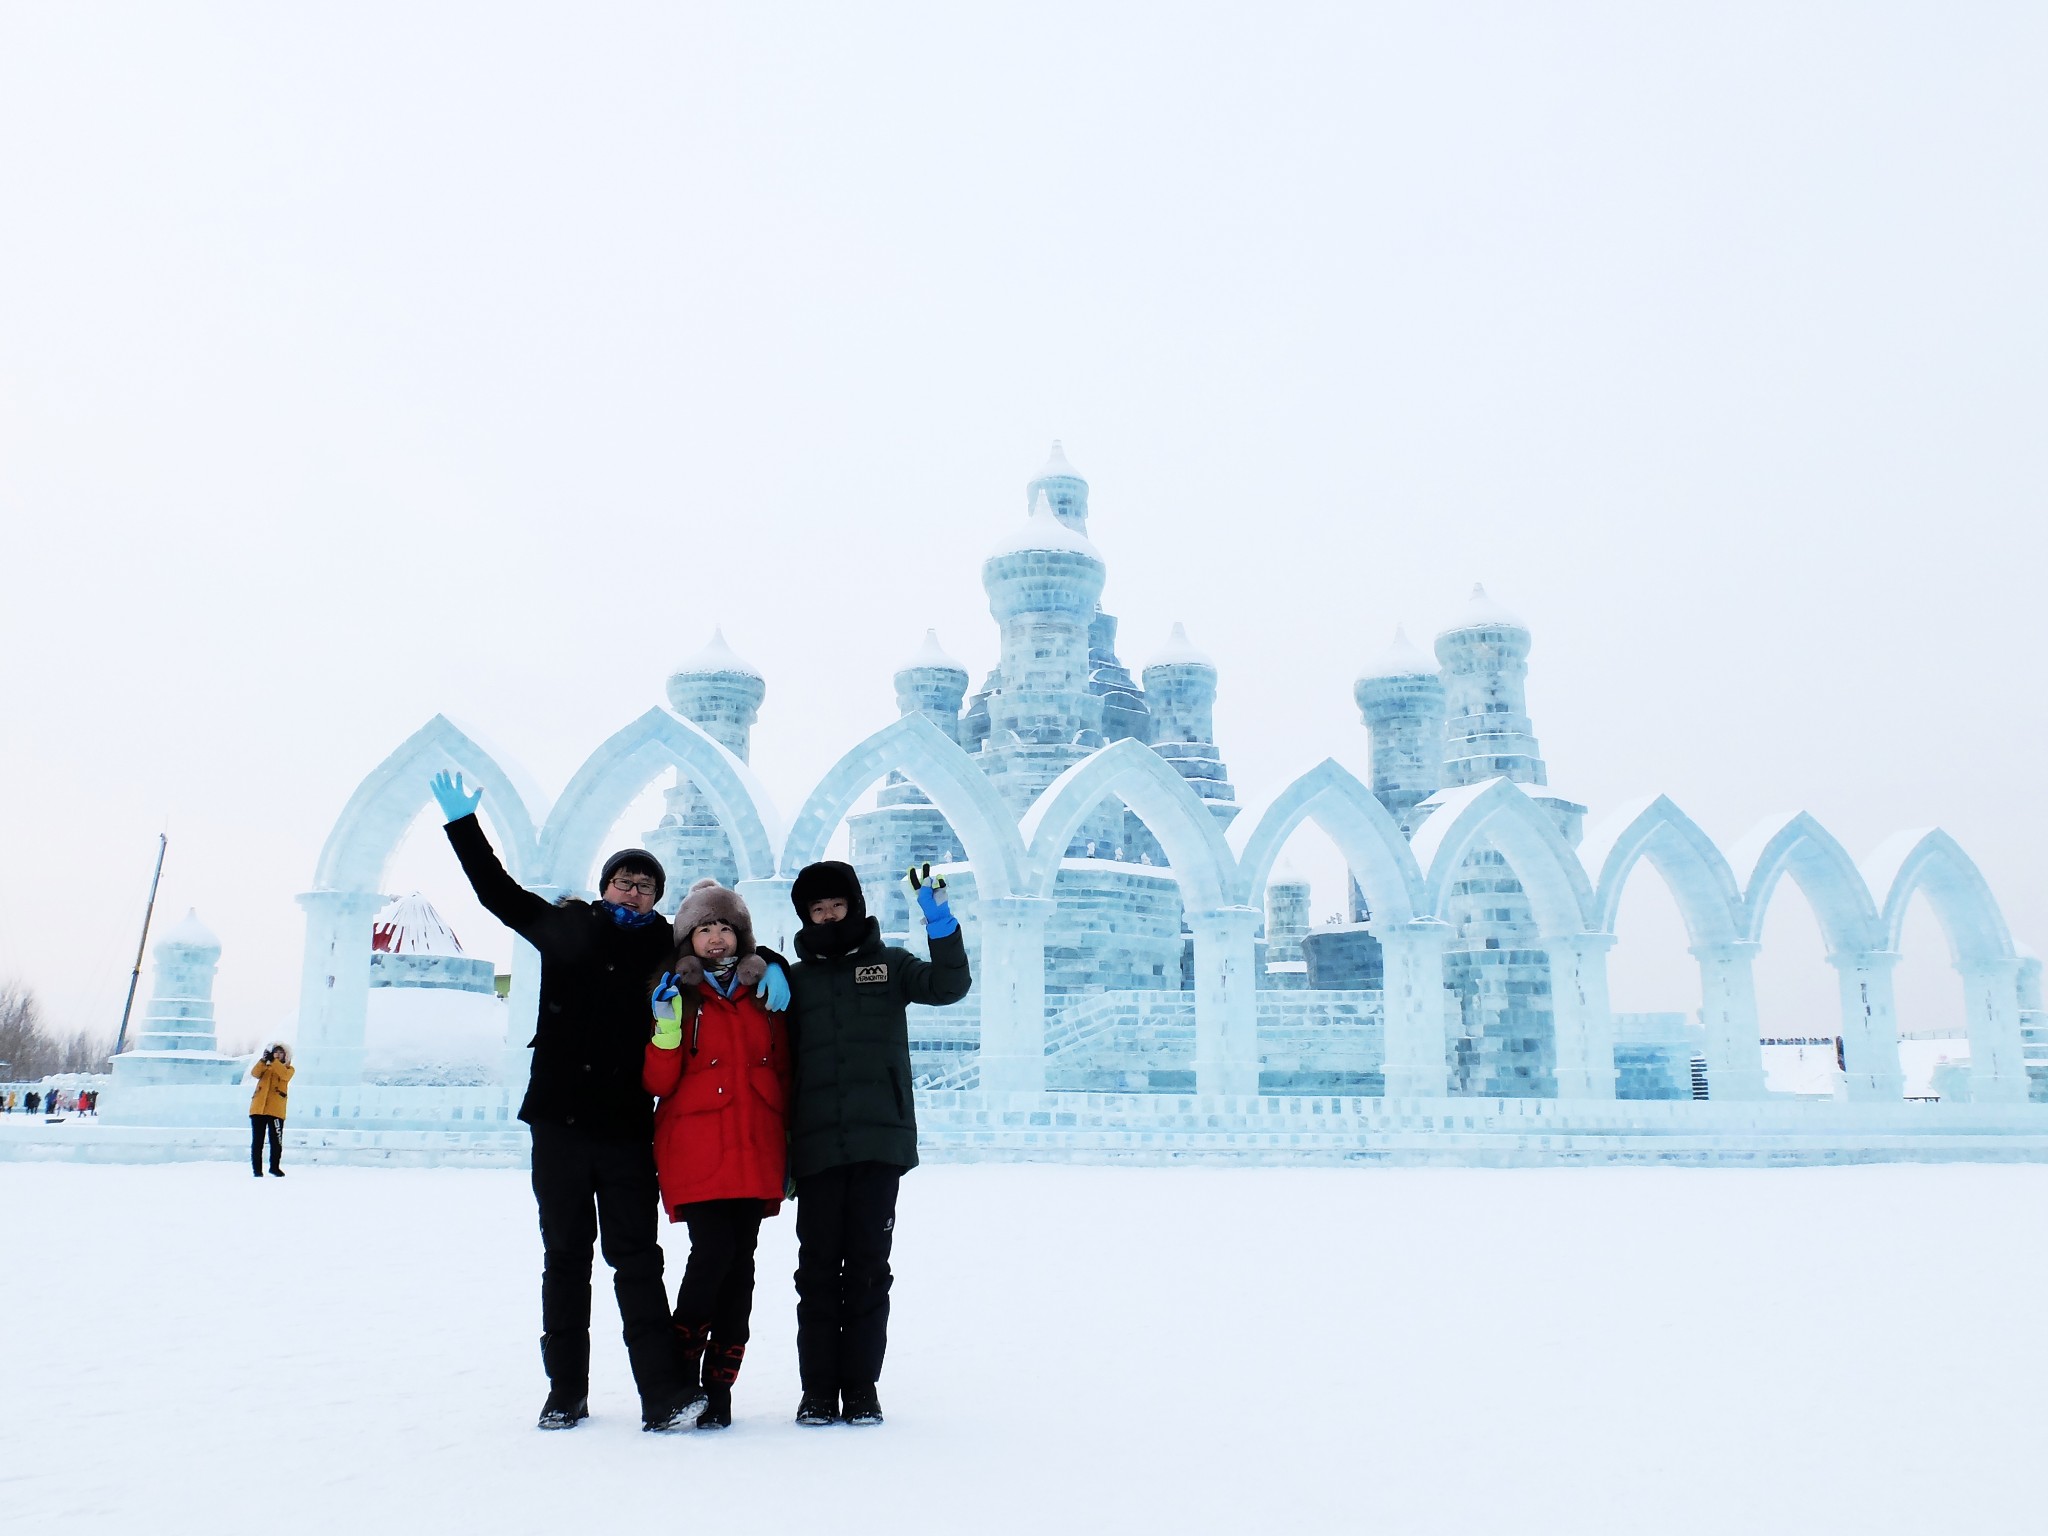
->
[[652, 971, 681, 1018], [430, 770, 482, 824], [909, 862, 958, 939], [755, 961, 790, 1012]]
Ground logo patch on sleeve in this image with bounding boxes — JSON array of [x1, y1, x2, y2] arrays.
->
[[854, 964, 890, 985]]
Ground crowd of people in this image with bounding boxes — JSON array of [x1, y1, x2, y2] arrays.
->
[[0, 1087, 98, 1115], [426, 767, 972, 1434]]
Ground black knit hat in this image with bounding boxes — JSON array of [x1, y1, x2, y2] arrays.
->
[[790, 860, 865, 923], [599, 848, 666, 902]]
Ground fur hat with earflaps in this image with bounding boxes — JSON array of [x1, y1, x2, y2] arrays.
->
[[669, 878, 765, 989]]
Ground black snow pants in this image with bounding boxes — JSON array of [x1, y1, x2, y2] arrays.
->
[[529, 1121, 675, 1414], [793, 1161, 902, 1393], [673, 1199, 765, 1345], [250, 1115, 282, 1175]]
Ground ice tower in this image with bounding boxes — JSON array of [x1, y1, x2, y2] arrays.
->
[[646, 629, 765, 905], [1432, 587, 1584, 1096], [1354, 626, 1447, 839], [108, 910, 245, 1086], [848, 630, 973, 938]]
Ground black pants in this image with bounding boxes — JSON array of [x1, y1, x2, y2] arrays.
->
[[249, 1115, 282, 1174], [673, 1199, 764, 1345], [529, 1121, 675, 1413], [794, 1161, 902, 1393]]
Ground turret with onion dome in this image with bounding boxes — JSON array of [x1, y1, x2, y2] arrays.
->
[[1354, 625, 1447, 837], [980, 491, 1107, 765], [893, 629, 971, 739], [110, 908, 247, 1086], [1434, 584, 1547, 789], [1026, 438, 1091, 533], [665, 628, 767, 761]]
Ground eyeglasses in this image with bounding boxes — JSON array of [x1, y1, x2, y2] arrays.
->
[[607, 876, 658, 895]]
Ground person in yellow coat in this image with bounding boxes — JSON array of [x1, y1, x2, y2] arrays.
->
[[248, 1044, 293, 1178]]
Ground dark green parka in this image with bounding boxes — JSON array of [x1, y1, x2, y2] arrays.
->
[[785, 919, 971, 1178]]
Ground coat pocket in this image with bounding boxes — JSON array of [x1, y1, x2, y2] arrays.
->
[[675, 1066, 731, 1116]]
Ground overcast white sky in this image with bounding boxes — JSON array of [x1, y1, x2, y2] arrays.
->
[[2, 3, 2042, 1052]]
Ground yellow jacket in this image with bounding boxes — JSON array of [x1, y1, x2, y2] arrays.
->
[[248, 1058, 294, 1119]]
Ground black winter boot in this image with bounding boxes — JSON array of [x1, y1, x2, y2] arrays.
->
[[698, 1341, 744, 1429], [795, 1389, 838, 1427], [537, 1391, 589, 1430], [841, 1383, 883, 1426]]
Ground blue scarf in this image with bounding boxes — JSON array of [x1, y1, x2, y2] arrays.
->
[[601, 901, 665, 929]]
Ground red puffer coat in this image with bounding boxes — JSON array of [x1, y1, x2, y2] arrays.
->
[[644, 980, 792, 1216]]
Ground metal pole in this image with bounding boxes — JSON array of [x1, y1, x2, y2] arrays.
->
[[113, 833, 168, 1057]]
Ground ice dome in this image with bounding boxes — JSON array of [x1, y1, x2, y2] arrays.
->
[[985, 491, 1103, 563], [1437, 583, 1526, 639], [897, 628, 967, 677], [1034, 438, 1085, 483], [372, 893, 466, 956], [672, 627, 763, 679], [1145, 622, 1215, 671], [159, 908, 220, 950], [1356, 625, 1437, 682]]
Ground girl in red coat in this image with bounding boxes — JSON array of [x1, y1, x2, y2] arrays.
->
[[645, 879, 792, 1429]]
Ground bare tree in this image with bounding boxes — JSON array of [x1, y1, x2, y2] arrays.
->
[[0, 980, 56, 1080], [59, 1029, 112, 1074]]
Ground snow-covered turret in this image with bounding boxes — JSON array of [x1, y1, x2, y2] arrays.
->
[[1026, 438, 1091, 533], [1435, 585, 1546, 789], [665, 628, 766, 761], [893, 629, 970, 742], [110, 910, 247, 1088], [980, 492, 1107, 775], [1355, 625, 1447, 837], [1140, 623, 1239, 831]]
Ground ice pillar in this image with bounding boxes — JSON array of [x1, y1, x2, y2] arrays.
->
[[977, 895, 1052, 1095], [1962, 956, 2028, 1105], [1829, 950, 1905, 1100], [1550, 933, 1617, 1100], [1692, 941, 1770, 1101], [1379, 920, 1452, 1098], [293, 890, 386, 1084], [737, 876, 798, 960], [1190, 906, 1260, 1097]]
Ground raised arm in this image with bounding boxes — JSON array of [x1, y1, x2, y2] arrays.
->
[[899, 863, 971, 1006], [434, 771, 562, 948]]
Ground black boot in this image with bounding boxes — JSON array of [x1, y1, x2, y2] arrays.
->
[[537, 1391, 588, 1430], [667, 1319, 710, 1419], [698, 1341, 744, 1429], [841, 1383, 883, 1426], [795, 1389, 838, 1427]]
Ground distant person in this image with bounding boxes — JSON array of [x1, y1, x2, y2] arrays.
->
[[644, 880, 792, 1430], [783, 860, 971, 1427], [25, 1091, 39, 1115], [431, 769, 781, 1434], [248, 1045, 292, 1176]]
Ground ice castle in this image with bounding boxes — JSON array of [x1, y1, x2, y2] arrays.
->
[[74, 444, 2048, 1167]]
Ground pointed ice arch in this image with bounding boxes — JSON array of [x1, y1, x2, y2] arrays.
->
[[315, 714, 543, 892], [1581, 795, 1744, 945], [540, 708, 782, 894], [1411, 778, 1595, 938], [1861, 828, 2015, 965], [779, 713, 1025, 897], [1230, 758, 1423, 925], [1731, 812, 1882, 955], [1019, 738, 1237, 911]]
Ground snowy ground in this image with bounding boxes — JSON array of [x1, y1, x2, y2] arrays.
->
[[5, 1162, 2044, 1535]]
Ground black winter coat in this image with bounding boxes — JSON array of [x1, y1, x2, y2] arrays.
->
[[786, 918, 971, 1178], [446, 815, 673, 1142]]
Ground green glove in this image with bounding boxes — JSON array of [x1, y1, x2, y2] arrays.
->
[[651, 984, 684, 1051]]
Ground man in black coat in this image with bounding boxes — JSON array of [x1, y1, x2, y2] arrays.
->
[[784, 859, 971, 1428], [430, 769, 692, 1432]]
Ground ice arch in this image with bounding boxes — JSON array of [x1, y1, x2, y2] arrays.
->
[[1231, 761, 1450, 1096], [1581, 795, 1764, 1098], [1230, 758, 1424, 923], [1862, 828, 2026, 1102], [1021, 739, 1253, 1094], [780, 713, 1025, 896], [295, 715, 546, 1084], [540, 708, 781, 894], [1732, 811, 1899, 1099], [1413, 778, 1611, 1098]]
